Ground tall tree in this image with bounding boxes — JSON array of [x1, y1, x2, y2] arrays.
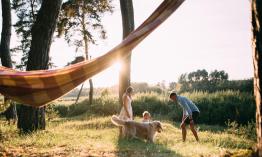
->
[[12, 0, 55, 70], [17, 0, 62, 133], [58, 0, 113, 105], [0, 0, 12, 68], [119, 0, 134, 103], [209, 70, 228, 82], [252, 0, 262, 156], [0, 0, 17, 118]]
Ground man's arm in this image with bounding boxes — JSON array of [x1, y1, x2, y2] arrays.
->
[[181, 111, 188, 124], [181, 99, 193, 118]]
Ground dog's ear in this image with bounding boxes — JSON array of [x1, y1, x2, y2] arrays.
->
[[159, 123, 163, 130], [149, 123, 154, 128]]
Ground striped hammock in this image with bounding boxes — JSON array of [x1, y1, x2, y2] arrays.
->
[[0, 0, 185, 107]]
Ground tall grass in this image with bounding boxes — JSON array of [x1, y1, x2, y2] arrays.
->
[[55, 95, 119, 117]]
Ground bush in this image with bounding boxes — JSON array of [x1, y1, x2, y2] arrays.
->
[[89, 95, 119, 115], [54, 95, 119, 117], [132, 92, 170, 117], [226, 120, 256, 141], [54, 101, 89, 117], [182, 91, 255, 125], [53, 104, 70, 117], [45, 104, 59, 120]]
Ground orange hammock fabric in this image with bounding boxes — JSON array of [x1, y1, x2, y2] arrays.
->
[[0, 0, 185, 107]]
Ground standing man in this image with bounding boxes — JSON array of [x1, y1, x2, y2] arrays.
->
[[169, 92, 200, 142]]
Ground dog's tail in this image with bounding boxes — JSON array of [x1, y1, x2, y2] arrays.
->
[[111, 115, 126, 126]]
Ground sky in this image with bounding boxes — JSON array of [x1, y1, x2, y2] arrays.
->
[[3, 0, 253, 87]]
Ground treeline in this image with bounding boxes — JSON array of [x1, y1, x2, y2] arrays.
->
[[64, 83, 166, 97], [64, 69, 253, 98], [131, 69, 253, 94], [173, 69, 253, 93]]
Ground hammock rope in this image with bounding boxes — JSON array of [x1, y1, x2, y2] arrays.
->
[[0, 0, 185, 107]]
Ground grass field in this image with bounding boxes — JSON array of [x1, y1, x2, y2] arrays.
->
[[0, 113, 255, 157]]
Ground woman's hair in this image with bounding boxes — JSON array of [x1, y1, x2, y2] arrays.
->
[[126, 86, 134, 94]]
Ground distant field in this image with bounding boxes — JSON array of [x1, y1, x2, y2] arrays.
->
[[0, 114, 255, 157], [54, 96, 88, 106], [0, 96, 79, 108]]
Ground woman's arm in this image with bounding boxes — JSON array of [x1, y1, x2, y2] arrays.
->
[[123, 95, 131, 118]]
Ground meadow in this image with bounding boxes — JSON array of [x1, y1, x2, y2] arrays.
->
[[0, 91, 257, 157]]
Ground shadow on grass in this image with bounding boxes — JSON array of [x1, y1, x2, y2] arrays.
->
[[116, 138, 182, 157]]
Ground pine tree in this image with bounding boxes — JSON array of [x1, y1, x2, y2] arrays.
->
[[57, 0, 113, 105]]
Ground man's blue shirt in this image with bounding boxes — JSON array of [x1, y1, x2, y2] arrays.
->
[[177, 95, 200, 116]]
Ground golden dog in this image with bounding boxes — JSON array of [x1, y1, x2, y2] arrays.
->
[[111, 115, 163, 143]]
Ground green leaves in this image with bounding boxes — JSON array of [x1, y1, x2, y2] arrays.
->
[[12, 0, 41, 70], [57, 0, 113, 55]]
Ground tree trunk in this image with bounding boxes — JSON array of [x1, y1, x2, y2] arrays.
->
[[119, 0, 134, 103], [81, 10, 93, 105], [89, 79, 93, 104], [83, 35, 93, 105], [0, 0, 12, 68], [18, 0, 62, 133], [0, 0, 17, 122], [252, 1, 262, 156], [75, 83, 84, 105]]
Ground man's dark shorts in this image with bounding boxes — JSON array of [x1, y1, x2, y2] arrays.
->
[[185, 111, 199, 124]]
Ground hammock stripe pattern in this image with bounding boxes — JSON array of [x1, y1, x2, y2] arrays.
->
[[0, 0, 185, 107]]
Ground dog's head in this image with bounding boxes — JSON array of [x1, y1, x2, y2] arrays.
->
[[150, 121, 163, 133]]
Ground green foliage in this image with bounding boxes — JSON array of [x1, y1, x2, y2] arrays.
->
[[58, 0, 113, 58], [53, 104, 69, 117], [45, 104, 59, 121], [11, 0, 41, 70], [209, 70, 228, 82]]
